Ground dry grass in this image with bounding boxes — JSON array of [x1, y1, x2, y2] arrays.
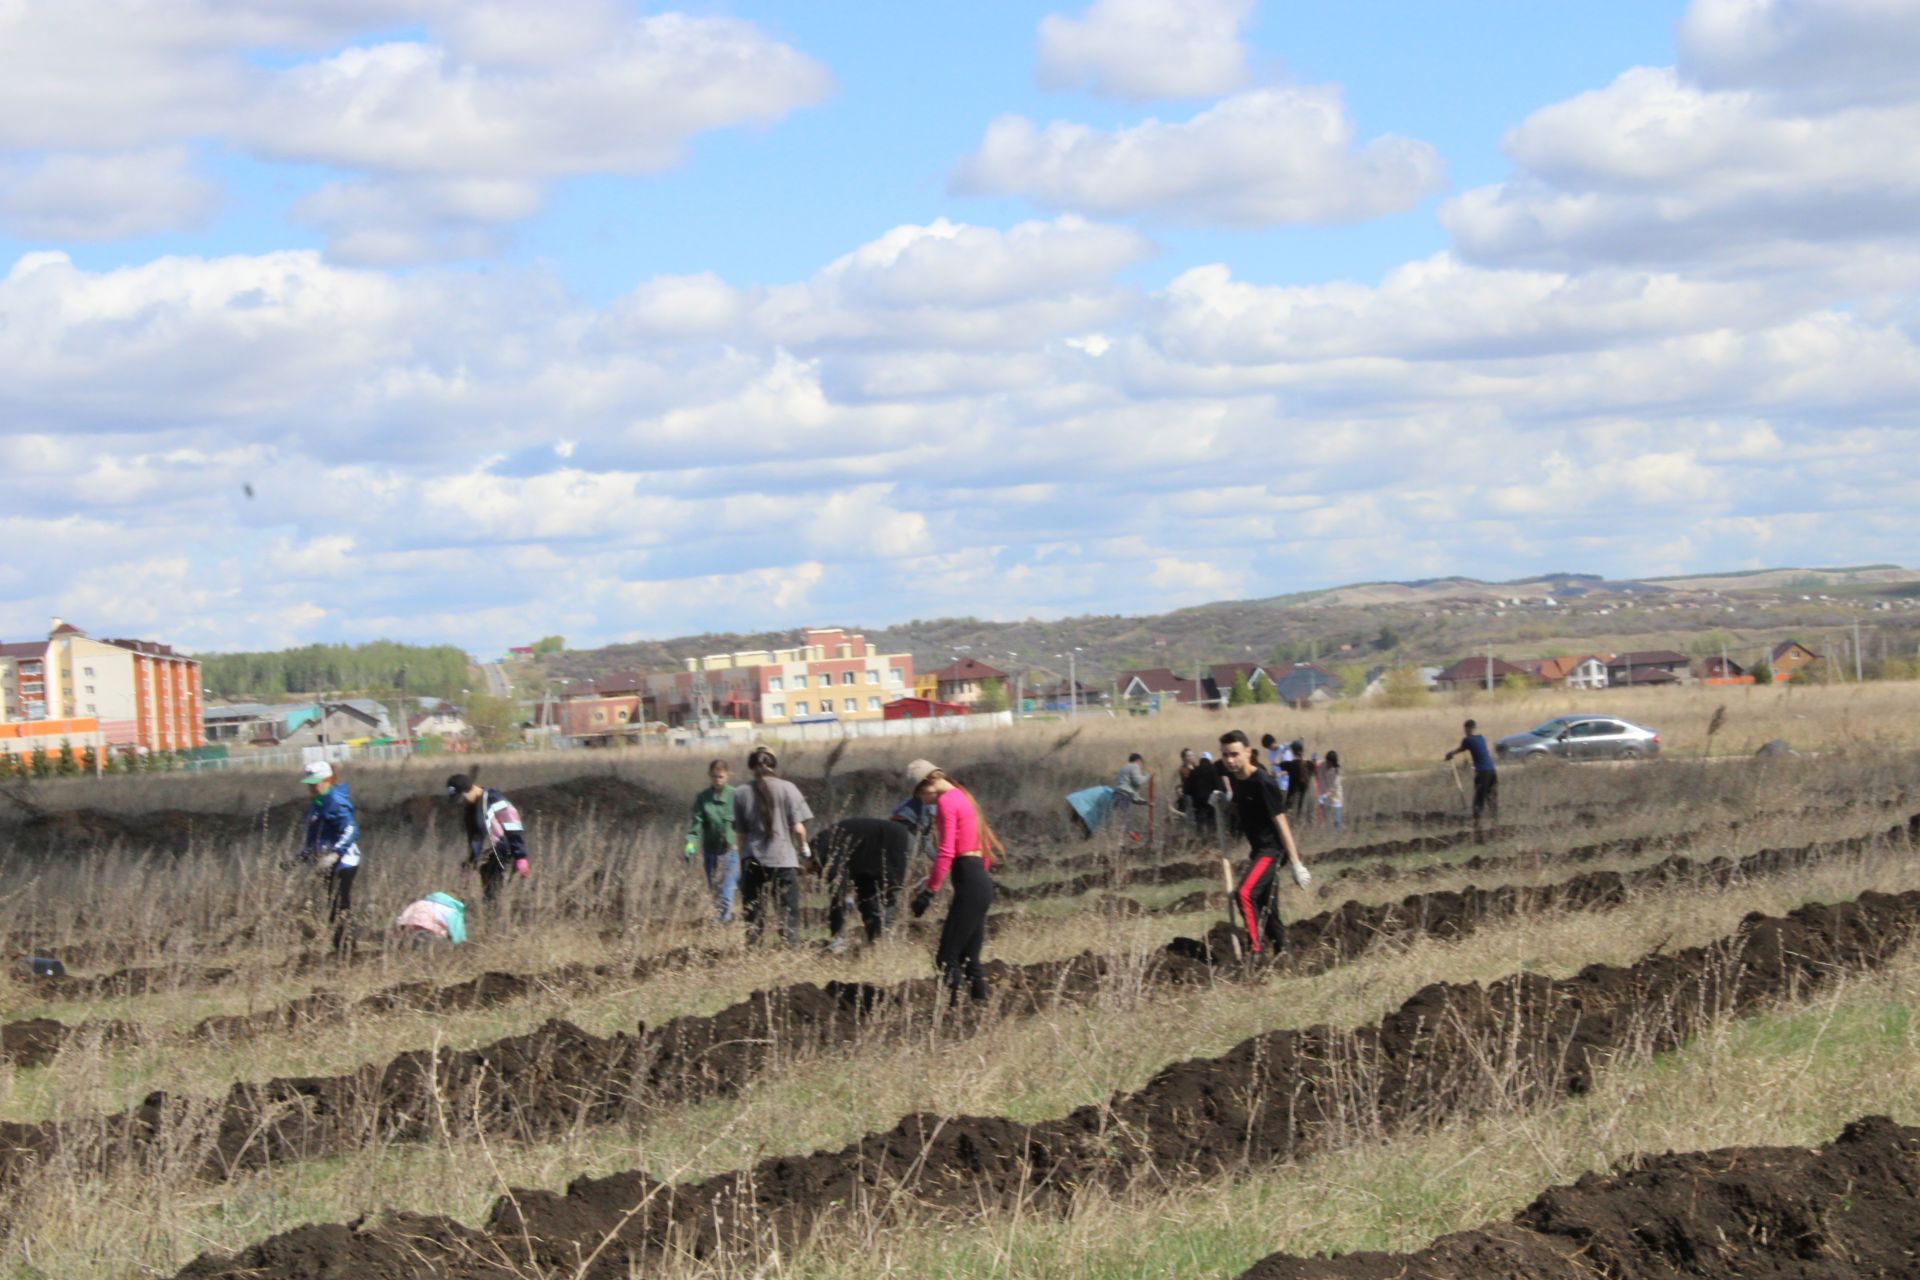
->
[[3, 811, 1911, 1278], [0, 736, 1917, 1279]]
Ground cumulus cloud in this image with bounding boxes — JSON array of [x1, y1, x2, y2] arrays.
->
[[953, 87, 1445, 225], [0, 147, 218, 240], [1679, 0, 1920, 109], [0, 1, 830, 261], [1036, 0, 1253, 100], [291, 176, 544, 265], [1445, 0, 1920, 272]]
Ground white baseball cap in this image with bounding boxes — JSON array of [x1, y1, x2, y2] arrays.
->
[[301, 760, 335, 785]]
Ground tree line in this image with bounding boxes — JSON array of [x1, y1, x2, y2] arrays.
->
[[199, 641, 474, 702]]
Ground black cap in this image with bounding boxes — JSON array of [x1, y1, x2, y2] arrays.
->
[[446, 774, 475, 799]]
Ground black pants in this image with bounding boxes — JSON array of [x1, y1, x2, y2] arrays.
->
[[1234, 853, 1287, 955], [1287, 775, 1311, 817], [935, 858, 994, 1000], [741, 861, 801, 948], [1473, 771, 1499, 822], [476, 853, 508, 905], [325, 865, 358, 955], [830, 853, 907, 943]]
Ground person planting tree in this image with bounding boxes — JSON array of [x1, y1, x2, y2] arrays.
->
[[446, 773, 530, 906], [684, 758, 739, 925], [734, 746, 812, 949], [905, 758, 1002, 1003], [1218, 730, 1309, 957], [1444, 719, 1499, 824], [297, 760, 362, 956]]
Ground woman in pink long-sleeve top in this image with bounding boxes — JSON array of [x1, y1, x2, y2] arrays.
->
[[906, 757, 998, 1003]]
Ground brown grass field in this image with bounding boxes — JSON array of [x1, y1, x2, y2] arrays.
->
[[1, 684, 1917, 1278]]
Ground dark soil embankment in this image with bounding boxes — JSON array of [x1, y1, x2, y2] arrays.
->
[[1239, 1115, 1920, 1279], [0, 774, 670, 861], [173, 882, 1920, 1279], [8, 814, 1909, 1198]]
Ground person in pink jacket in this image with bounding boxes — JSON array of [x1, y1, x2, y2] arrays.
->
[[905, 758, 1000, 1003]]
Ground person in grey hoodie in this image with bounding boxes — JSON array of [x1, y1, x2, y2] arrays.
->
[[732, 746, 813, 948]]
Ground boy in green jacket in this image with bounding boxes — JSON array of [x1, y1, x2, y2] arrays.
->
[[685, 758, 738, 924]]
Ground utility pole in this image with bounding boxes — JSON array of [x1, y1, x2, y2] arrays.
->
[[1069, 650, 1078, 721], [1854, 617, 1864, 682], [1484, 643, 1493, 693]]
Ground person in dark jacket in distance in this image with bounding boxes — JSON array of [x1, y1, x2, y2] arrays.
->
[[299, 760, 362, 955], [1182, 750, 1222, 841], [447, 773, 529, 905], [815, 816, 912, 945], [1445, 719, 1499, 823]]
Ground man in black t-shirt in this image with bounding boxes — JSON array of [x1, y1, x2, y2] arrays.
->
[[814, 817, 912, 944], [1219, 729, 1311, 955]]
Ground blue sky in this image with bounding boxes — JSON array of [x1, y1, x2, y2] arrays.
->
[[3, 0, 1918, 654]]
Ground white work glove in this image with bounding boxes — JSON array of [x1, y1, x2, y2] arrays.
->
[[1289, 862, 1311, 888]]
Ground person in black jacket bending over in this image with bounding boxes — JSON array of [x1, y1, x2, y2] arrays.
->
[[447, 773, 529, 905], [815, 816, 913, 946], [1218, 730, 1310, 956]]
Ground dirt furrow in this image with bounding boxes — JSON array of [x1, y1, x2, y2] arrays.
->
[[4, 813, 1909, 1207], [172, 880, 1920, 1278], [1238, 1114, 1920, 1278]]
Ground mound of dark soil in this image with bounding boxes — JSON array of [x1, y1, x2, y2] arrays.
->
[[1239, 1115, 1920, 1279], [19, 810, 1899, 1227], [172, 882, 1920, 1279]]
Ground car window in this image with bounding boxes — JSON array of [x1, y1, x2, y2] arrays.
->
[[1528, 718, 1570, 737], [1599, 721, 1633, 736], [1567, 721, 1607, 738]]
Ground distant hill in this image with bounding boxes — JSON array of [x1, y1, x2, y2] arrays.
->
[[530, 564, 1920, 693]]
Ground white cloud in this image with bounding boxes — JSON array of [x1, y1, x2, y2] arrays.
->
[[246, 20, 830, 180], [0, 147, 217, 240], [953, 87, 1444, 226], [0, 2, 830, 260], [1445, 1, 1920, 273], [292, 176, 543, 265], [1037, 0, 1253, 100], [1679, 0, 1920, 108]]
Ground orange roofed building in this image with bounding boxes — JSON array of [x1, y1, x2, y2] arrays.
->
[[0, 619, 202, 755]]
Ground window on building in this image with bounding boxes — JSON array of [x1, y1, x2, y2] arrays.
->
[[85, 685, 94, 694], [86, 704, 96, 713], [83, 667, 94, 677], [889, 668, 904, 684], [841, 671, 855, 685], [795, 701, 809, 715], [768, 676, 784, 691], [867, 696, 881, 710], [843, 698, 857, 712], [592, 710, 606, 723], [771, 702, 786, 717], [616, 710, 629, 721]]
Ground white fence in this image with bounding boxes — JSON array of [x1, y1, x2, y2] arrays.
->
[[184, 742, 416, 773], [767, 711, 1014, 743]]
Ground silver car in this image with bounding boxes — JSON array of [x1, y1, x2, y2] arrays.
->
[[1496, 714, 1662, 762]]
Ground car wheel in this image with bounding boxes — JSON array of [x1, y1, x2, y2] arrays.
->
[[1618, 747, 1642, 761]]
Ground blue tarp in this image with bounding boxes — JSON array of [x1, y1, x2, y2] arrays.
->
[[1066, 785, 1118, 837]]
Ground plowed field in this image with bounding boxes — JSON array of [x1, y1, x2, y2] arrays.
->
[[1, 740, 1914, 1278]]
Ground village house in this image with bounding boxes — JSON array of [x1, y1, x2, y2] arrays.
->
[[1433, 655, 1530, 692], [1768, 640, 1822, 681], [930, 657, 1007, 707], [1605, 650, 1690, 686]]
